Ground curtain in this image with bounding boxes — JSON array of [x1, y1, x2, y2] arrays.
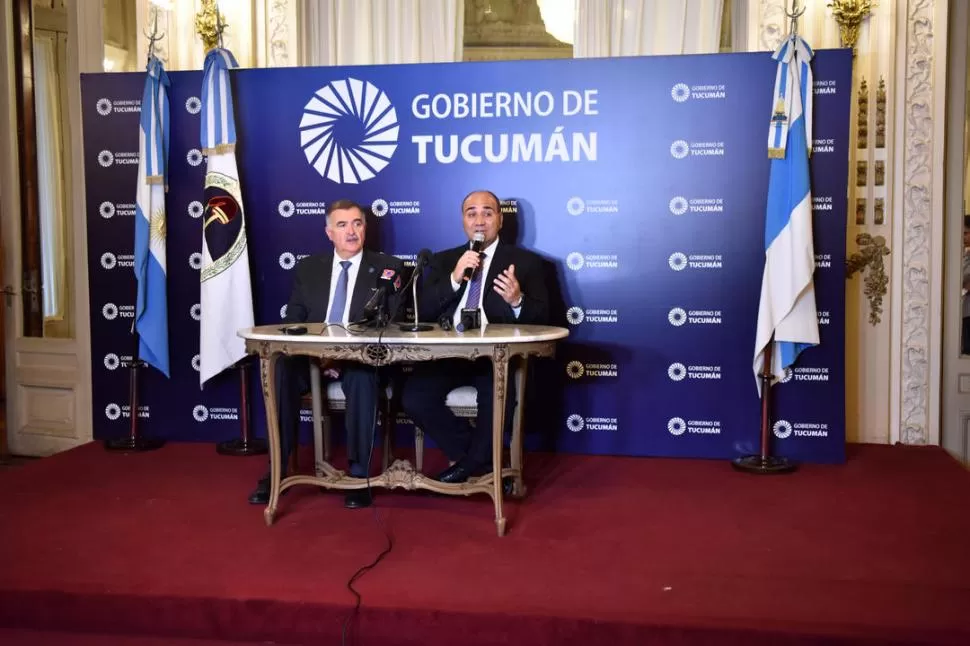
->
[[303, 0, 464, 66], [576, 0, 725, 57], [33, 32, 66, 321]]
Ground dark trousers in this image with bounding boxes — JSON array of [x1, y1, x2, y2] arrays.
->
[[274, 356, 380, 475], [400, 358, 516, 471]]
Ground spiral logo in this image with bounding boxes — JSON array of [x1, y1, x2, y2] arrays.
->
[[566, 361, 585, 379], [279, 252, 296, 270], [105, 403, 122, 420], [371, 199, 389, 217], [668, 417, 686, 436], [99, 201, 116, 219], [301, 78, 398, 184], [189, 252, 203, 270], [185, 96, 202, 114], [278, 200, 295, 218], [190, 303, 202, 321], [98, 150, 114, 167], [187, 201, 204, 219], [192, 405, 209, 422], [100, 252, 117, 270], [670, 140, 689, 159], [780, 368, 794, 384], [566, 196, 585, 216], [566, 414, 585, 433], [191, 354, 201, 372], [669, 196, 688, 216], [96, 98, 113, 115], [280, 304, 288, 319], [668, 252, 688, 271], [103, 353, 120, 370], [566, 306, 585, 325], [566, 252, 585, 271], [102, 303, 119, 320], [668, 307, 687, 327], [668, 362, 687, 381], [773, 420, 793, 439], [671, 83, 690, 102], [186, 149, 204, 166]]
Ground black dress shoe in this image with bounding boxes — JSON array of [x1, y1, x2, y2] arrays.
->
[[344, 488, 372, 509], [247, 475, 288, 505], [437, 462, 476, 483]]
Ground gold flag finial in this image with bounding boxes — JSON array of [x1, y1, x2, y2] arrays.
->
[[195, 0, 226, 53]]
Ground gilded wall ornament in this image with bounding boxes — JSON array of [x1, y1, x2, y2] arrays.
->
[[846, 233, 890, 324], [827, 0, 875, 53]]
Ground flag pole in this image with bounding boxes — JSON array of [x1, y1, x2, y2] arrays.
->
[[731, 336, 794, 473], [216, 357, 267, 456]]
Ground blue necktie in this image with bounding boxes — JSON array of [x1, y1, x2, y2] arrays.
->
[[457, 255, 484, 331], [328, 260, 351, 324]]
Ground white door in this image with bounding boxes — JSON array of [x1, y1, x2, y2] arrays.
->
[[943, 0, 970, 464], [0, 0, 97, 456]]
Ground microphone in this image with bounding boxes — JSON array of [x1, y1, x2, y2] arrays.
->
[[462, 232, 486, 281], [360, 267, 402, 326]]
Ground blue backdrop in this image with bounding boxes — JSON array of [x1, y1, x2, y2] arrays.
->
[[81, 49, 851, 463]]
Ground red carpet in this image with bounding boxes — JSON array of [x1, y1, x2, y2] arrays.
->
[[1, 442, 969, 645]]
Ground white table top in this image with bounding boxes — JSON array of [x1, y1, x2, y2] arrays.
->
[[239, 323, 569, 345]]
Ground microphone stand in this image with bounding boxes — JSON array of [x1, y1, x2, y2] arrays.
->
[[399, 257, 432, 332]]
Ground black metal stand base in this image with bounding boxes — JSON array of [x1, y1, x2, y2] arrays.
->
[[104, 436, 166, 452], [731, 454, 798, 474], [216, 437, 267, 456], [399, 323, 433, 332]]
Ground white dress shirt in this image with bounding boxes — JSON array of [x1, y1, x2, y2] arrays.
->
[[449, 238, 521, 329], [326, 250, 363, 325]]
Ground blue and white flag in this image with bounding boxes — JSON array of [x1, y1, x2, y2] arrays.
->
[[753, 35, 819, 395], [133, 55, 171, 377], [199, 48, 254, 386]]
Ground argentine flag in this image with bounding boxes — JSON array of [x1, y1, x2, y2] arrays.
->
[[753, 35, 819, 396], [198, 48, 255, 386], [133, 55, 171, 377]]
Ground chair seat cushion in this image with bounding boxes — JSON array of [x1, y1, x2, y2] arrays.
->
[[445, 386, 478, 408], [324, 381, 394, 402]]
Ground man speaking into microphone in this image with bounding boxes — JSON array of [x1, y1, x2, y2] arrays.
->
[[401, 190, 550, 483], [248, 199, 403, 509]]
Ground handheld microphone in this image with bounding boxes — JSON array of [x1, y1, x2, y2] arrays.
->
[[360, 267, 402, 325], [462, 232, 486, 281]]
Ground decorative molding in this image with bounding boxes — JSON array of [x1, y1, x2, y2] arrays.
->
[[759, 0, 789, 51], [900, 0, 934, 445], [268, 0, 289, 66], [846, 233, 891, 324]]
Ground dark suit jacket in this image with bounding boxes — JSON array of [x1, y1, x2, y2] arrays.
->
[[284, 249, 405, 325], [418, 242, 549, 326]]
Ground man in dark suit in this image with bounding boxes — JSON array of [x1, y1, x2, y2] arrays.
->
[[401, 190, 549, 483], [248, 199, 403, 508]]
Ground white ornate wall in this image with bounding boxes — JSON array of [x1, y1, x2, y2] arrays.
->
[[746, 0, 947, 446]]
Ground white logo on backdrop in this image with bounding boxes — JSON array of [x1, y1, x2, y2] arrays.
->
[[278, 200, 295, 218], [104, 353, 120, 370], [773, 420, 793, 439], [102, 303, 119, 320], [671, 83, 690, 102], [190, 303, 201, 321], [280, 304, 288, 319], [185, 96, 202, 114], [667, 417, 687, 436], [668, 363, 687, 381], [670, 140, 689, 159], [566, 252, 585, 271], [371, 199, 389, 217], [669, 196, 688, 216], [668, 307, 687, 326], [98, 150, 114, 167], [566, 307, 585, 325], [105, 404, 121, 420], [188, 201, 204, 219], [101, 253, 117, 270], [301, 78, 398, 184], [186, 149, 204, 166], [189, 252, 203, 270], [99, 202, 116, 219], [566, 361, 585, 379], [96, 98, 113, 115], [193, 405, 209, 422], [279, 252, 296, 270], [566, 414, 585, 433], [566, 197, 585, 216], [668, 252, 688, 271], [191, 354, 201, 372]]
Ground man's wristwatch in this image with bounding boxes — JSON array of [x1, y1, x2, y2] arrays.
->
[[511, 294, 524, 308]]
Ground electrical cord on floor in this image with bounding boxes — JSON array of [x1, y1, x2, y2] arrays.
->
[[341, 321, 394, 646]]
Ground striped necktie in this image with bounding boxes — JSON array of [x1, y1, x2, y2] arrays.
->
[[328, 260, 351, 324]]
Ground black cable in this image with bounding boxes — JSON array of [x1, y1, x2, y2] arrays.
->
[[340, 315, 394, 646]]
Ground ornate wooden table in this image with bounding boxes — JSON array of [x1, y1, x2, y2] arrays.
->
[[238, 323, 569, 536]]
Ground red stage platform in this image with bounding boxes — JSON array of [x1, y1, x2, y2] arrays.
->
[[1, 442, 969, 645]]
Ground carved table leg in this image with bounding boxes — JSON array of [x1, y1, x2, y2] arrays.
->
[[260, 352, 280, 526], [492, 344, 509, 537], [510, 357, 528, 497]]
